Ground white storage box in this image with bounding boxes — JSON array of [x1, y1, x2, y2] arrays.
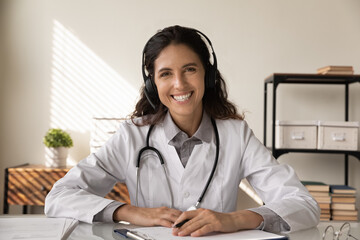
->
[[317, 121, 359, 151], [275, 120, 318, 149]]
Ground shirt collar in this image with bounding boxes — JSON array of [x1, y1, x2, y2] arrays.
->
[[162, 111, 213, 143]]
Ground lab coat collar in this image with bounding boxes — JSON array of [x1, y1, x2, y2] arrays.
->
[[162, 111, 212, 144]]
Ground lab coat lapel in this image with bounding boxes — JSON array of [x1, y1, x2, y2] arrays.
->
[[157, 127, 184, 180], [183, 142, 213, 183], [164, 144, 185, 178]]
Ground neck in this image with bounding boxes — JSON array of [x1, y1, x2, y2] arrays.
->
[[171, 110, 203, 137]]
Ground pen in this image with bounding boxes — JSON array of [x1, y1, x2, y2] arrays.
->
[[174, 219, 189, 228], [114, 228, 147, 240]]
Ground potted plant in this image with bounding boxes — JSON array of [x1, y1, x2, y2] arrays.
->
[[43, 128, 73, 167]]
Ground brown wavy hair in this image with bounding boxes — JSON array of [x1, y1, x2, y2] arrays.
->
[[130, 25, 243, 125]]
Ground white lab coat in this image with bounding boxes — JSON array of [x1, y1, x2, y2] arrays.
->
[[45, 118, 320, 232]]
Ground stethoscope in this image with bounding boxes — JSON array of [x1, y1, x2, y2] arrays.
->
[[135, 117, 220, 211]]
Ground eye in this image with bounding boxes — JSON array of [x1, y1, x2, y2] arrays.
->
[[185, 67, 196, 73], [159, 71, 171, 78]]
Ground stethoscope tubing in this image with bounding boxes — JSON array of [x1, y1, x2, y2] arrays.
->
[[135, 117, 219, 210], [196, 118, 219, 205]]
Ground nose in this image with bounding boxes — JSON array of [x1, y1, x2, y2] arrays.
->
[[173, 72, 186, 89]]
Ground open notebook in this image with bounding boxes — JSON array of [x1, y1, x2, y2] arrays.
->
[[114, 226, 288, 240], [0, 217, 78, 240]]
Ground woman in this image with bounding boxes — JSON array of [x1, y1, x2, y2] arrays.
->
[[45, 25, 320, 237]]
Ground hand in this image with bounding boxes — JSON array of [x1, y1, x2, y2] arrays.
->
[[113, 204, 182, 227], [172, 209, 263, 237]]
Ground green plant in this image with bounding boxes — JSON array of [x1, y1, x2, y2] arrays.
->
[[43, 128, 73, 148]]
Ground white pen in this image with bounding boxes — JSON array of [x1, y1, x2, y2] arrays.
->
[[114, 228, 147, 240]]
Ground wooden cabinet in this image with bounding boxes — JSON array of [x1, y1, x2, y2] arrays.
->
[[3, 164, 130, 214]]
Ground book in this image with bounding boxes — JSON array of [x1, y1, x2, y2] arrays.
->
[[321, 209, 330, 214], [330, 185, 356, 194], [319, 203, 331, 209], [331, 203, 356, 211], [318, 70, 354, 75], [301, 181, 333, 221], [332, 215, 358, 221], [317, 66, 354, 75], [311, 191, 330, 197], [302, 181, 329, 192], [314, 196, 331, 203], [331, 193, 356, 197], [332, 210, 358, 216], [317, 66, 353, 72], [332, 196, 356, 203]]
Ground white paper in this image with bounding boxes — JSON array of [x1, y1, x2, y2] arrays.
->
[[131, 226, 286, 240], [0, 217, 78, 240]]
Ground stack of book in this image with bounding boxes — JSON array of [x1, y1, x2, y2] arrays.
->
[[317, 65, 354, 75], [302, 181, 331, 221], [330, 185, 358, 221]]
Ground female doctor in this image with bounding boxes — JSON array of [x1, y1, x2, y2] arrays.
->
[[45, 25, 320, 237]]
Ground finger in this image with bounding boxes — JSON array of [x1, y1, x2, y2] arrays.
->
[[159, 207, 182, 217], [175, 214, 206, 236], [172, 209, 197, 227], [176, 209, 220, 237], [157, 218, 176, 228], [154, 207, 183, 226], [162, 209, 183, 223], [190, 223, 216, 237]]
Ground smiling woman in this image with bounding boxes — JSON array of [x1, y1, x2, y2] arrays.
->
[[154, 44, 206, 136], [132, 25, 243, 127], [45, 25, 320, 238]]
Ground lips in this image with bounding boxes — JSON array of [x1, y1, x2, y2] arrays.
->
[[172, 92, 192, 102]]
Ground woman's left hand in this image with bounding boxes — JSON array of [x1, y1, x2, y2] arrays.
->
[[172, 208, 263, 237]]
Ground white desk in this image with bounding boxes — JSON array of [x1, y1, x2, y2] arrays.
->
[[68, 220, 360, 240], [0, 215, 359, 239]]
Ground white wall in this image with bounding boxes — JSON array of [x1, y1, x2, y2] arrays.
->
[[1, 0, 360, 214]]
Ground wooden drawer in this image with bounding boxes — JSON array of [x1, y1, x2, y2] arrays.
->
[[7, 167, 68, 205], [5, 165, 130, 209]]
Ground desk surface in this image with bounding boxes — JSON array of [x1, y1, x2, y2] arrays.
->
[[69, 221, 360, 240], [0, 215, 359, 240]]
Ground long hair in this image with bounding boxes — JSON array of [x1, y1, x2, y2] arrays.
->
[[130, 25, 243, 125]]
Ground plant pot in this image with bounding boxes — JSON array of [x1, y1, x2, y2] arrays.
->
[[45, 147, 68, 167]]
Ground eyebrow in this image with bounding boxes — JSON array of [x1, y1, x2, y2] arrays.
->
[[157, 63, 199, 73], [182, 63, 198, 68]]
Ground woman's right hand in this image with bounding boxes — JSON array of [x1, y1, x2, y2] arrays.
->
[[113, 204, 182, 228]]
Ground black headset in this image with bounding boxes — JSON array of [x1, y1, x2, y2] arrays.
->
[[142, 29, 218, 109]]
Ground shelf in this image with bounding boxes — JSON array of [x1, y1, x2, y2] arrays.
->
[[270, 148, 360, 160], [265, 73, 360, 88], [263, 72, 360, 185]]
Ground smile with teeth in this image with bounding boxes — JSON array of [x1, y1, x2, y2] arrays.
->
[[172, 92, 192, 102]]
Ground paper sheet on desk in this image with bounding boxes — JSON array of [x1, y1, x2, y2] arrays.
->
[[133, 226, 286, 240], [0, 217, 78, 240]]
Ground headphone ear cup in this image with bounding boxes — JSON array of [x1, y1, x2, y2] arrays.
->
[[144, 78, 159, 109], [205, 65, 216, 89]]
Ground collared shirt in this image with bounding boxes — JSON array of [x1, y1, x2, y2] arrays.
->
[[164, 111, 211, 167]]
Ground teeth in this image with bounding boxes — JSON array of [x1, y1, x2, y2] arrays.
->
[[173, 92, 191, 101]]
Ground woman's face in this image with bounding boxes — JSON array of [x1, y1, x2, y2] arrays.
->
[[154, 43, 205, 122]]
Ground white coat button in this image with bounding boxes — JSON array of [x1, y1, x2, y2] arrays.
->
[[183, 192, 190, 198]]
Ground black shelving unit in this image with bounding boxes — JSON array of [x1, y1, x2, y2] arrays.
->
[[263, 73, 360, 185]]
